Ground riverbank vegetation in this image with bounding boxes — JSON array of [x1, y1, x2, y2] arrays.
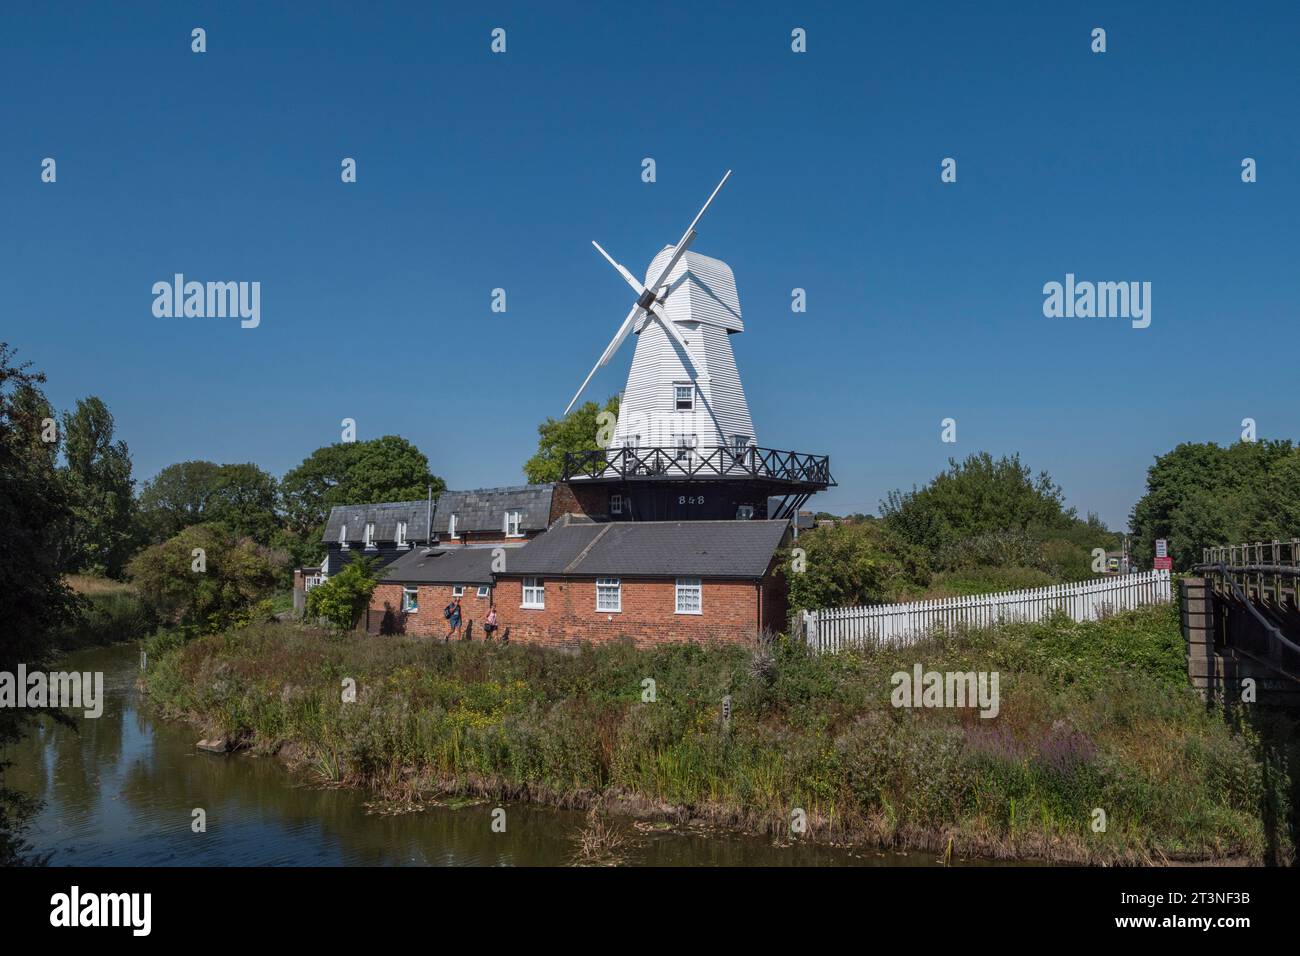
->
[[143, 602, 1290, 864], [52, 578, 156, 650]]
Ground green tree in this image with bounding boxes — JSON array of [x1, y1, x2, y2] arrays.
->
[[281, 436, 443, 537], [524, 395, 620, 484], [127, 524, 287, 633], [881, 452, 1072, 555], [139, 460, 281, 545], [784, 521, 929, 612], [306, 556, 379, 632], [0, 344, 81, 864], [60, 396, 139, 576], [1129, 440, 1299, 569], [137, 460, 223, 541]]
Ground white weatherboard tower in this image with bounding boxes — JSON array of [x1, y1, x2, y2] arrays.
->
[[566, 170, 756, 459]]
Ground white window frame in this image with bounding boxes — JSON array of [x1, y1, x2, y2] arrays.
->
[[452, 585, 465, 598], [339, 523, 349, 550], [596, 577, 621, 613], [477, 585, 490, 598], [522, 577, 545, 609], [364, 523, 376, 549], [396, 521, 408, 548], [736, 505, 755, 520], [730, 433, 751, 460], [609, 493, 623, 515], [448, 513, 458, 539], [504, 511, 523, 538], [675, 577, 702, 615], [401, 586, 419, 612], [674, 383, 694, 411]]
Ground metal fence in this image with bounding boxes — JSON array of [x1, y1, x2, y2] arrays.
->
[[801, 569, 1173, 654]]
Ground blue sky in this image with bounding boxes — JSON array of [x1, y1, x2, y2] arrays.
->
[[4, 2, 1297, 530]]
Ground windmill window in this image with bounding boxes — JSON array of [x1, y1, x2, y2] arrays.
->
[[675, 434, 697, 465], [596, 578, 621, 613], [401, 586, 419, 612], [730, 434, 750, 459], [674, 384, 694, 410], [609, 493, 623, 515], [736, 505, 755, 520]]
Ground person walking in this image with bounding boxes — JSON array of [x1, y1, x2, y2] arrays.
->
[[444, 596, 462, 642]]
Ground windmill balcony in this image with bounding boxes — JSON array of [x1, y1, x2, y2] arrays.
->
[[562, 445, 834, 490]]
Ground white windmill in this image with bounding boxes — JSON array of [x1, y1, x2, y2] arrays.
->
[[565, 170, 757, 464]]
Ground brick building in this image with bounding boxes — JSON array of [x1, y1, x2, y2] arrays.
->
[[365, 514, 792, 648], [368, 546, 505, 637]]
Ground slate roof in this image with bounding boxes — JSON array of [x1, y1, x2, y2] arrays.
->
[[503, 518, 790, 579], [379, 546, 501, 585], [432, 484, 554, 535], [322, 500, 432, 544], [322, 484, 555, 544]]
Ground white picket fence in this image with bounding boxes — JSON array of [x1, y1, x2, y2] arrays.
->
[[801, 569, 1172, 654]]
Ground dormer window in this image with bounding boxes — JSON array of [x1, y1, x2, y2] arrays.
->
[[674, 384, 694, 410], [339, 523, 349, 550], [364, 523, 375, 549], [448, 513, 458, 539], [504, 511, 523, 538], [396, 521, 408, 547]]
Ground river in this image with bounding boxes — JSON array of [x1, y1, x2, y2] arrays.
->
[[6, 643, 957, 866]]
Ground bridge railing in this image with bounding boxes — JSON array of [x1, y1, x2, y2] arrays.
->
[[1200, 539, 1300, 611], [801, 570, 1172, 654]]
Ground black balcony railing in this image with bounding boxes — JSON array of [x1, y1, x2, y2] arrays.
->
[[562, 445, 834, 488]]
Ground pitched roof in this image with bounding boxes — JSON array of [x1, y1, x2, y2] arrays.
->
[[322, 500, 431, 544], [432, 484, 554, 535], [504, 518, 789, 579], [379, 546, 502, 585], [321, 484, 555, 543]]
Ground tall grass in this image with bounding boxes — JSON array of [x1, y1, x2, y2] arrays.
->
[[143, 603, 1287, 864], [52, 589, 157, 650]]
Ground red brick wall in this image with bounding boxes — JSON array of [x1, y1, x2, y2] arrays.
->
[[550, 482, 609, 522], [759, 556, 790, 636], [491, 576, 762, 649], [370, 582, 495, 637]]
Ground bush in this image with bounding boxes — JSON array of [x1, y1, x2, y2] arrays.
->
[[306, 557, 379, 632]]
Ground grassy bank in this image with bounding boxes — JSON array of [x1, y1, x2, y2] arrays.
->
[[142, 603, 1290, 864]]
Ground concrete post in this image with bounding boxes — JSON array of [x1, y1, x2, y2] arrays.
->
[[1181, 577, 1217, 700]]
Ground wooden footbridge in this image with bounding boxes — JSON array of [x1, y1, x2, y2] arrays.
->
[[1183, 540, 1300, 705]]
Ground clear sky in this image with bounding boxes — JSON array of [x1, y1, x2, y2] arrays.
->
[[4, 2, 1298, 530]]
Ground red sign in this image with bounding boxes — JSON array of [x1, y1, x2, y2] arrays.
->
[[1153, 557, 1173, 571]]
